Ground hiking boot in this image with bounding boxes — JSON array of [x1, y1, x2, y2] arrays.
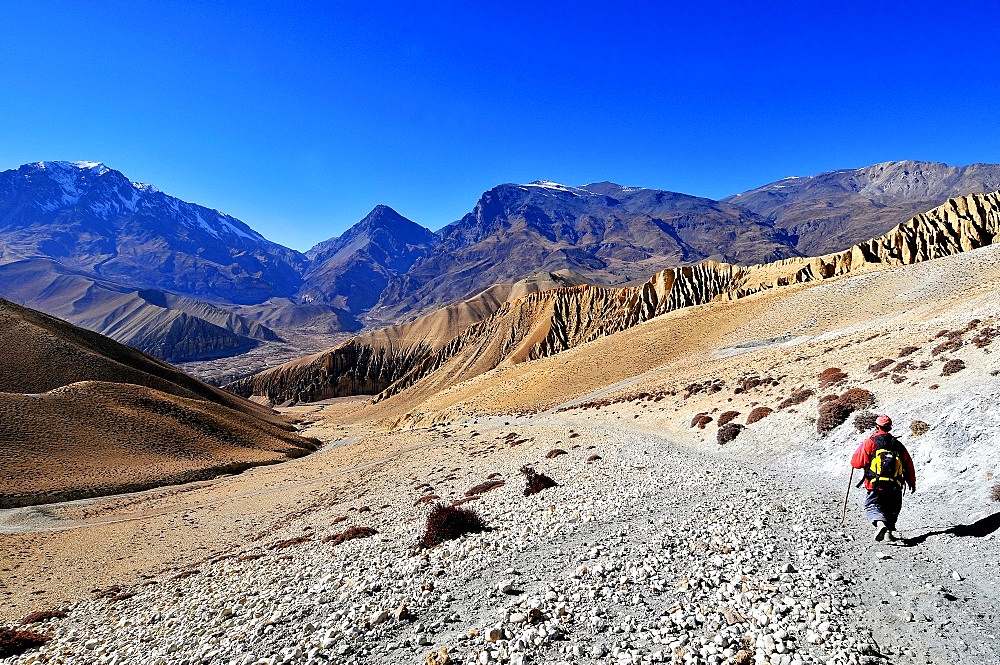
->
[[874, 521, 888, 542], [885, 529, 897, 542]]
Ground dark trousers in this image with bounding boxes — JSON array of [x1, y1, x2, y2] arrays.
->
[[864, 487, 903, 529]]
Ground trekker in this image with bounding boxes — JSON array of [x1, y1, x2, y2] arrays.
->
[[851, 415, 916, 542]]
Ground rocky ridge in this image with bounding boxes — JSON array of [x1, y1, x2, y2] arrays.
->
[[228, 191, 1000, 407]]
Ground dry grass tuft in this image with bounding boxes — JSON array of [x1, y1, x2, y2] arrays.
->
[[545, 449, 568, 459], [971, 325, 998, 349], [941, 359, 965, 376], [323, 526, 377, 546], [19, 610, 67, 625], [898, 345, 920, 357], [717, 410, 740, 427], [0, 628, 51, 658], [991, 483, 1000, 503], [465, 479, 504, 496], [910, 420, 930, 436], [271, 536, 310, 550], [418, 503, 486, 549], [732, 651, 754, 665], [818, 367, 848, 389], [853, 411, 877, 433], [521, 465, 558, 496], [746, 406, 773, 424], [172, 570, 200, 581], [586, 455, 602, 462], [414, 494, 439, 506], [717, 423, 744, 445], [869, 359, 894, 373]]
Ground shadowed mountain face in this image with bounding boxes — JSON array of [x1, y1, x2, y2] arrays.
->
[[300, 205, 439, 314], [369, 181, 800, 323], [725, 160, 1000, 255], [0, 161, 307, 304]]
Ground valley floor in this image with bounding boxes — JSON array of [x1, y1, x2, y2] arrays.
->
[[1, 411, 997, 665]]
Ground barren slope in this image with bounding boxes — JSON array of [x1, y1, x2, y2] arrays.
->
[[0, 298, 315, 507]]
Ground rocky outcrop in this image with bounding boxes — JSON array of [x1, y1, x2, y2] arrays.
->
[[228, 191, 1000, 407]]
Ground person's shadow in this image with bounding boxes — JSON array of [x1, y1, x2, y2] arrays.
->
[[900, 511, 1000, 547]]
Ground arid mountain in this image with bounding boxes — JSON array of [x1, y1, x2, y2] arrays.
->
[[725, 160, 1000, 255], [0, 297, 316, 507], [0, 161, 307, 304], [228, 190, 1000, 409], [300, 205, 438, 315], [5, 160, 1000, 370], [0, 257, 281, 362], [371, 180, 799, 323]]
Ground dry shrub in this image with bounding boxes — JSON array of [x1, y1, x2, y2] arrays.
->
[[172, 570, 200, 581], [418, 503, 486, 549], [545, 449, 568, 459], [19, 610, 67, 625], [816, 388, 870, 435], [840, 388, 875, 411], [466, 479, 504, 496], [323, 526, 377, 546], [971, 326, 998, 349], [690, 413, 713, 429], [92, 585, 124, 599], [991, 483, 1000, 503], [898, 345, 920, 357], [0, 628, 50, 658], [521, 465, 558, 496], [869, 359, 894, 373], [717, 410, 740, 427], [746, 406, 773, 424], [586, 455, 602, 462], [717, 423, 744, 445], [818, 367, 848, 389], [910, 420, 930, 436], [778, 389, 814, 410], [853, 411, 878, 433], [271, 536, 309, 550], [892, 360, 914, 373], [332, 515, 349, 524], [942, 359, 965, 376]]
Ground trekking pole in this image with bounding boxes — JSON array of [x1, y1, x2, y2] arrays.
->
[[841, 467, 855, 524]]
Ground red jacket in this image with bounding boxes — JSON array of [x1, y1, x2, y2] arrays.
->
[[851, 430, 916, 490]]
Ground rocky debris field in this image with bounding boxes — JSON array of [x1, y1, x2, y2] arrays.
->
[[2, 422, 997, 665]]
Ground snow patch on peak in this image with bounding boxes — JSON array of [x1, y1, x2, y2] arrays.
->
[[521, 180, 595, 196]]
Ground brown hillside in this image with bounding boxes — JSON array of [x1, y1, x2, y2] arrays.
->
[[0, 298, 315, 507], [229, 191, 999, 408]]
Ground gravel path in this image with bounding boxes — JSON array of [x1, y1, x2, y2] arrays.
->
[[3, 420, 997, 665]]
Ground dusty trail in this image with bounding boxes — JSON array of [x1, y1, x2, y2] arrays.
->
[[3, 413, 997, 664]]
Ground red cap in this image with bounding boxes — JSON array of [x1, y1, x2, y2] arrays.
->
[[876, 414, 892, 429]]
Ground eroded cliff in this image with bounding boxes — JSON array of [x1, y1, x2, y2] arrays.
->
[[227, 191, 999, 407]]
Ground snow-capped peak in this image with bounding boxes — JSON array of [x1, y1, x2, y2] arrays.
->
[[36, 160, 111, 175]]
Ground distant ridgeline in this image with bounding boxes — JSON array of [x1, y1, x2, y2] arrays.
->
[[226, 191, 1000, 406], [3, 160, 1000, 363]]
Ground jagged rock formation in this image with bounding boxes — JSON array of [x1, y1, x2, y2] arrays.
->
[[228, 191, 1000, 407]]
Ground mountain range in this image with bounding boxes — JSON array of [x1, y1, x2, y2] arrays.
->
[[2, 159, 999, 365]]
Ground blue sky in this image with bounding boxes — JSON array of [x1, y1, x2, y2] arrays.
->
[[1, 1, 998, 251]]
